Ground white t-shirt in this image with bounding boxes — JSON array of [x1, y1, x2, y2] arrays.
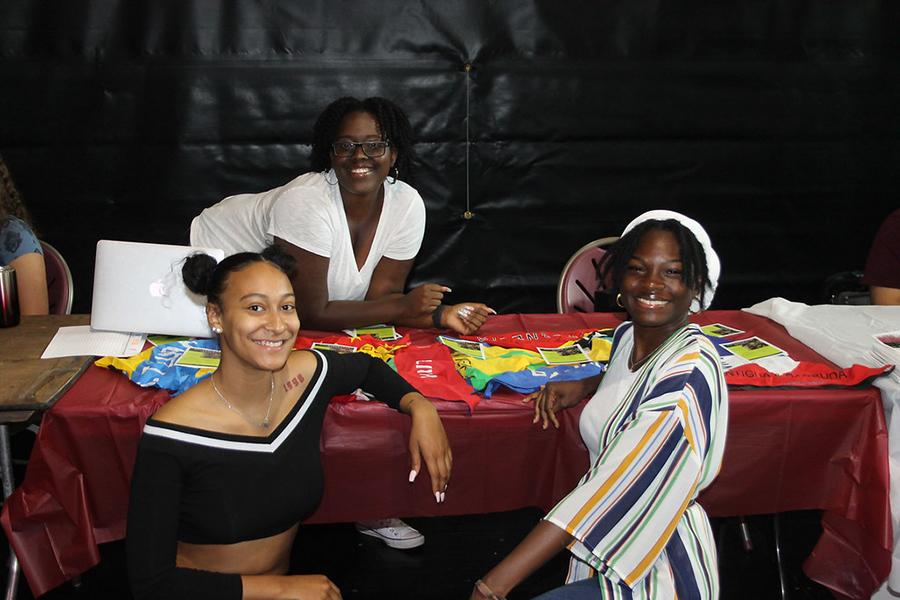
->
[[579, 327, 639, 463], [190, 171, 426, 301]]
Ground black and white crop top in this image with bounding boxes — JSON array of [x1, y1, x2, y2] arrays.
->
[[125, 349, 416, 600]]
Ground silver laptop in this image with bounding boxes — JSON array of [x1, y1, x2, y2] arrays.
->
[[91, 240, 226, 337]]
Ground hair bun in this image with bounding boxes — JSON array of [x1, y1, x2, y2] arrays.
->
[[261, 245, 297, 279], [182, 253, 219, 296]]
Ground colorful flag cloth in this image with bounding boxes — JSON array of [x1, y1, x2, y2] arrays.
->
[[457, 328, 615, 352], [451, 347, 544, 391], [393, 342, 482, 411], [482, 362, 606, 397], [95, 339, 220, 396], [293, 334, 409, 363], [447, 330, 614, 392], [96, 326, 892, 406]]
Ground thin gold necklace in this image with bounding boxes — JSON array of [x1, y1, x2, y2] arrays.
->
[[628, 350, 653, 371], [210, 372, 275, 428]]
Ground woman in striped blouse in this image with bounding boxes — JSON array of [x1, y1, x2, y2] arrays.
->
[[471, 210, 727, 600]]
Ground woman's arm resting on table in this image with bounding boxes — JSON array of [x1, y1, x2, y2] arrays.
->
[[524, 374, 603, 430], [367, 251, 494, 333], [318, 352, 452, 499], [470, 521, 574, 599], [399, 392, 452, 499], [10, 251, 48, 315], [369, 259, 494, 333], [275, 237, 442, 330], [870, 285, 900, 306]]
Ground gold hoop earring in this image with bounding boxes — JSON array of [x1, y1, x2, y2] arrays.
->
[[615, 293, 624, 308]]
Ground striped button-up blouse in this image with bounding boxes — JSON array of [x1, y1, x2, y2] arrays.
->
[[545, 322, 728, 599]]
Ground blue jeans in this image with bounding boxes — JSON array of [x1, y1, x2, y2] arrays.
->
[[531, 577, 601, 599]]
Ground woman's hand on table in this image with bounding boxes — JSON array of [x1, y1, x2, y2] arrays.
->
[[402, 393, 452, 502], [281, 575, 341, 600], [243, 574, 341, 599], [524, 376, 602, 430], [400, 283, 448, 319], [443, 303, 495, 335]]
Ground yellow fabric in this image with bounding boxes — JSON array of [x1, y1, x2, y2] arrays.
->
[[587, 337, 613, 362], [95, 348, 154, 376], [356, 342, 409, 362]]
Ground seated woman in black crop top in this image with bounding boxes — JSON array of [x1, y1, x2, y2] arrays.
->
[[126, 247, 452, 600]]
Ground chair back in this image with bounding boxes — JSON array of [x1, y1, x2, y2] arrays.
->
[[41, 241, 73, 314], [557, 237, 618, 313], [822, 270, 870, 305]]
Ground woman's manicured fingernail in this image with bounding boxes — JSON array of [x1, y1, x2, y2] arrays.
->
[[435, 491, 441, 503], [409, 469, 418, 482], [440, 491, 446, 503]]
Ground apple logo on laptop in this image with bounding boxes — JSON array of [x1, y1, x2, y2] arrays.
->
[[149, 279, 169, 298]]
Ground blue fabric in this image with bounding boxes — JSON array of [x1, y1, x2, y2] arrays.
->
[[482, 362, 605, 398], [532, 577, 604, 599], [0, 216, 42, 266], [129, 339, 220, 396]]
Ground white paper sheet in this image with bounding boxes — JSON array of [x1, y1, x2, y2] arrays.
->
[[40, 326, 146, 359]]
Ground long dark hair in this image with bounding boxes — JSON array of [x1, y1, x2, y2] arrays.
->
[[182, 246, 297, 306], [0, 154, 33, 228], [596, 219, 710, 309], [309, 97, 415, 181]]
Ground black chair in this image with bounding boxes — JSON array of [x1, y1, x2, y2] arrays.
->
[[822, 270, 870, 305]]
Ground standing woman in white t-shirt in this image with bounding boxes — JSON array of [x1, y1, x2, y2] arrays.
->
[[191, 96, 493, 336]]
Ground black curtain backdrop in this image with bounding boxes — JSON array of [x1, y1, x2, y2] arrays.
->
[[1, 1, 898, 314]]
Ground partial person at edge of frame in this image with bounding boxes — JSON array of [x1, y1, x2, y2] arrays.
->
[[470, 210, 728, 600], [189, 95, 494, 335], [0, 154, 48, 315], [190, 95, 491, 549], [126, 246, 452, 600], [862, 208, 900, 305]]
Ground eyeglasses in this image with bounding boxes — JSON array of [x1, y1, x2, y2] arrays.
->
[[331, 140, 391, 158]]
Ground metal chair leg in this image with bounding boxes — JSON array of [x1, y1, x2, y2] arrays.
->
[[774, 513, 788, 600], [0, 425, 21, 600], [738, 515, 754, 551]]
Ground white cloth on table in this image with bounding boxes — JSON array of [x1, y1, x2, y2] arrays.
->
[[744, 298, 900, 597]]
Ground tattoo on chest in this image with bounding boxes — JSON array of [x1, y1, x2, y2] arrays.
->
[[283, 373, 305, 392]]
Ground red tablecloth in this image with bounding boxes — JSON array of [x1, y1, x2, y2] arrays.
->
[[1, 311, 891, 599]]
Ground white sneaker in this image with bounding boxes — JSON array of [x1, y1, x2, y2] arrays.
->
[[355, 518, 425, 549]]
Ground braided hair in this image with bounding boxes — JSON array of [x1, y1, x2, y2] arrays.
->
[[309, 97, 415, 181], [597, 219, 710, 309], [0, 154, 33, 228]]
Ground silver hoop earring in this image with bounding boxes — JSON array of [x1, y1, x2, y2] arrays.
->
[[387, 165, 399, 184], [324, 169, 338, 185], [615, 294, 624, 308]]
